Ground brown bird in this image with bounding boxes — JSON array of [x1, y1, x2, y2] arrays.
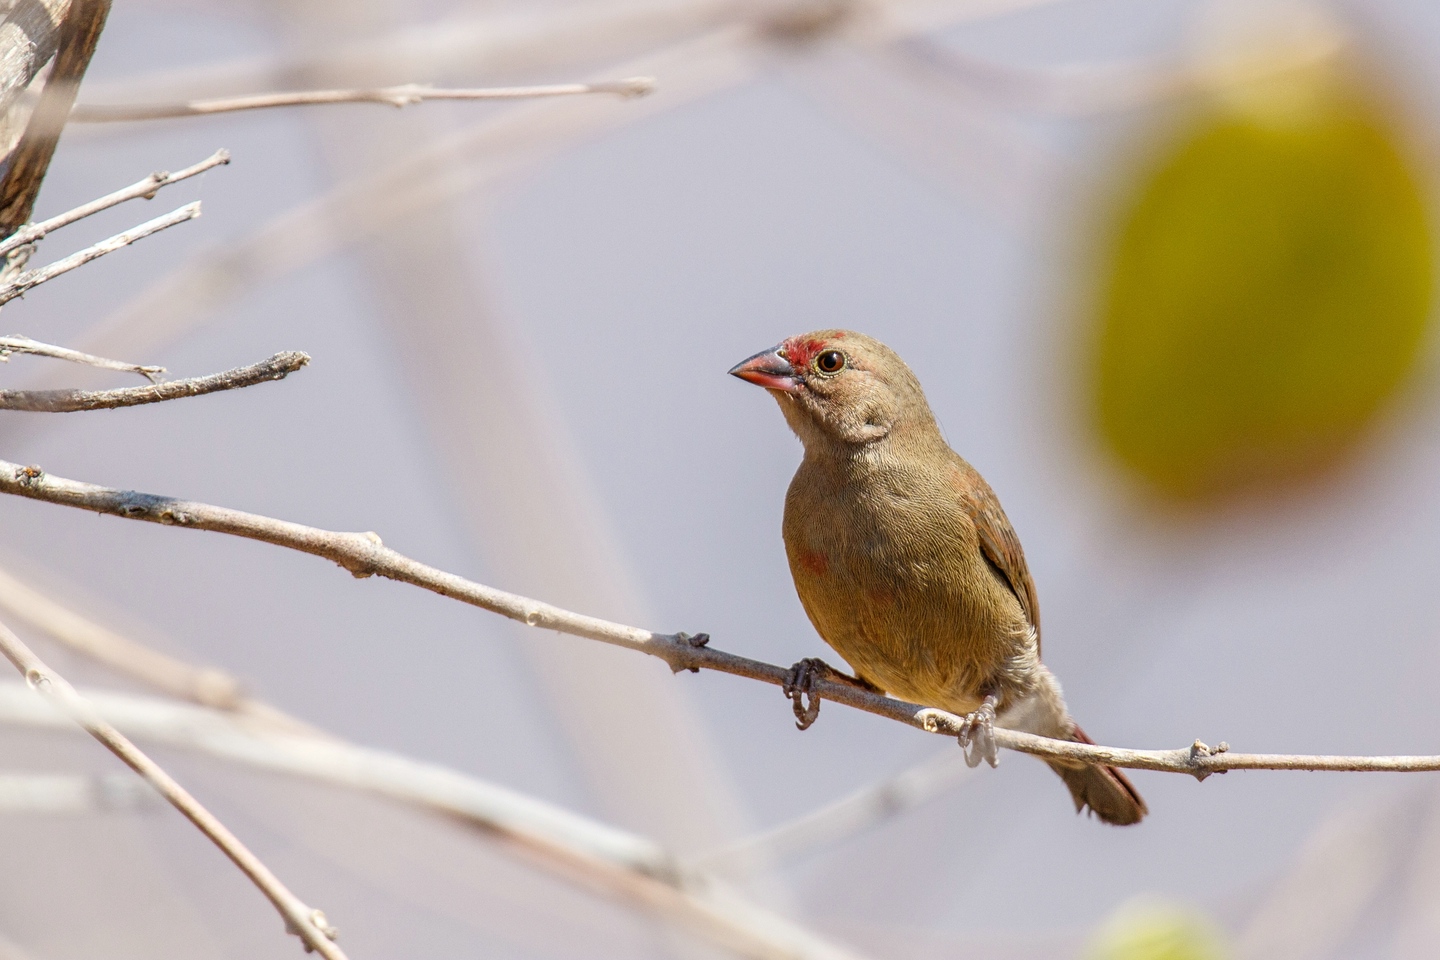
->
[[730, 330, 1146, 826]]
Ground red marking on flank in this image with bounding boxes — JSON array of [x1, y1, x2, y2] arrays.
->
[[798, 550, 829, 575]]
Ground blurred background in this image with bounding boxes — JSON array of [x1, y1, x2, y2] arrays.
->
[[1, 0, 1439, 957]]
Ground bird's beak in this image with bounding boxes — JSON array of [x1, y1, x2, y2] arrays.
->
[[728, 345, 802, 394]]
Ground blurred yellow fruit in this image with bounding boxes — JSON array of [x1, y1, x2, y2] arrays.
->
[[1086, 898, 1229, 960], [1092, 68, 1433, 500]]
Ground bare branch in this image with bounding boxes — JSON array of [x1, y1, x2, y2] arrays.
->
[[0, 681, 868, 960], [0, 350, 308, 412], [0, 334, 163, 381], [0, 617, 346, 959], [0, 148, 229, 260], [0, 0, 112, 237], [1, 459, 1438, 779], [70, 77, 656, 121], [0, 201, 200, 306]]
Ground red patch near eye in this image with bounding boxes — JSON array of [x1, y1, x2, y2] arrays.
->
[[782, 337, 827, 369], [798, 550, 829, 575]]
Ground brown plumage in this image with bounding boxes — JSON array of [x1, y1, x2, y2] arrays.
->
[[730, 329, 1146, 826]]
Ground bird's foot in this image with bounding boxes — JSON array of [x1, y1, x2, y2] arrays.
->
[[782, 658, 879, 730], [780, 657, 845, 730], [956, 693, 1000, 768]]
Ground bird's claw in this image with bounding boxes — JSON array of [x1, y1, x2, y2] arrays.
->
[[956, 696, 999, 768], [782, 657, 832, 730]]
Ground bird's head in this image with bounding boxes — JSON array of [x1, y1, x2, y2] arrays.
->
[[729, 330, 938, 450]]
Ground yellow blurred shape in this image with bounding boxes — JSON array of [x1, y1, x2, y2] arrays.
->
[[1093, 68, 1433, 500], [1086, 897, 1229, 960]]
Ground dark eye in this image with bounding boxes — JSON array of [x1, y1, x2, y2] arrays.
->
[[816, 350, 845, 373]]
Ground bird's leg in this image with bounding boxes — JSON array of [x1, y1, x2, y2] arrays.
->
[[956, 690, 1001, 768], [781, 657, 879, 730]]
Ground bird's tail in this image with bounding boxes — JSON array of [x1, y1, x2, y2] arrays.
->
[[1045, 724, 1147, 826], [1000, 666, 1147, 826]]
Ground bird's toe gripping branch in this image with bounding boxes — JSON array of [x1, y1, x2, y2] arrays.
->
[[782, 658, 835, 730], [956, 694, 1000, 769]]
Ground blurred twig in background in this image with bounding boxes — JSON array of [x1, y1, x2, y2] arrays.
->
[[68, 77, 656, 121]]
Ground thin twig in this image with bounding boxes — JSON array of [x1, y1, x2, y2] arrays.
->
[[0, 682, 866, 960], [0, 149, 229, 260], [0, 618, 346, 958], [69, 77, 656, 121], [0, 334, 164, 382], [0, 201, 200, 306], [1, 460, 1438, 778], [0, 0, 112, 237], [0, 350, 308, 412]]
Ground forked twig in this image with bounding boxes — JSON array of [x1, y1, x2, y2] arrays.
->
[[0, 149, 229, 260], [0, 201, 201, 306], [0, 618, 345, 958]]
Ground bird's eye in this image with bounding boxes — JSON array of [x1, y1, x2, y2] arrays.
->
[[816, 350, 845, 373]]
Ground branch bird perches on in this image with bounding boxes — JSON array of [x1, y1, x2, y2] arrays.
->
[[1, 456, 1438, 779]]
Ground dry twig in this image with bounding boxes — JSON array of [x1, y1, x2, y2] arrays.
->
[[0, 148, 229, 261], [0, 0, 111, 236], [0, 334, 163, 381], [0, 617, 346, 958], [0, 350, 308, 412], [0, 201, 200, 306], [70, 78, 655, 121], [2, 459, 1438, 779]]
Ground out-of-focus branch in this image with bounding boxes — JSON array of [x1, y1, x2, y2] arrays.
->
[[0, 563, 241, 707], [0, 0, 111, 237], [0, 334, 163, 381], [0, 567, 861, 959], [691, 750, 972, 875], [3, 459, 1440, 778], [0, 680, 867, 960], [0, 350, 307, 412], [0, 770, 160, 813], [0, 148, 228, 260], [0, 201, 200, 305], [70, 77, 655, 121], [0, 618, 345, 959]]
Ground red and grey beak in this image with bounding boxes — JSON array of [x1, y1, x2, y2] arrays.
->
[[729, 345, 802, 394]]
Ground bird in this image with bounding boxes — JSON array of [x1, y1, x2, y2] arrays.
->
[[729, 329, 1146, 825]]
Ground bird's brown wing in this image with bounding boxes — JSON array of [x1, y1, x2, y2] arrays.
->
[[952, 457, 1042, 652]]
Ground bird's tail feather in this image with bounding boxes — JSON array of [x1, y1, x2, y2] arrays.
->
[[1046, 723, 1147, 826]]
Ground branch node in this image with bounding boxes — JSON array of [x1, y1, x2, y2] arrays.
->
[[916, 708, 947, 734], [667, 632, 710, 673], [1187, 739, 1227, 781], [15, 464, 43, 487]]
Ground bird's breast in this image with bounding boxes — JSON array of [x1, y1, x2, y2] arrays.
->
[[782, 460, 1031, 711]]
